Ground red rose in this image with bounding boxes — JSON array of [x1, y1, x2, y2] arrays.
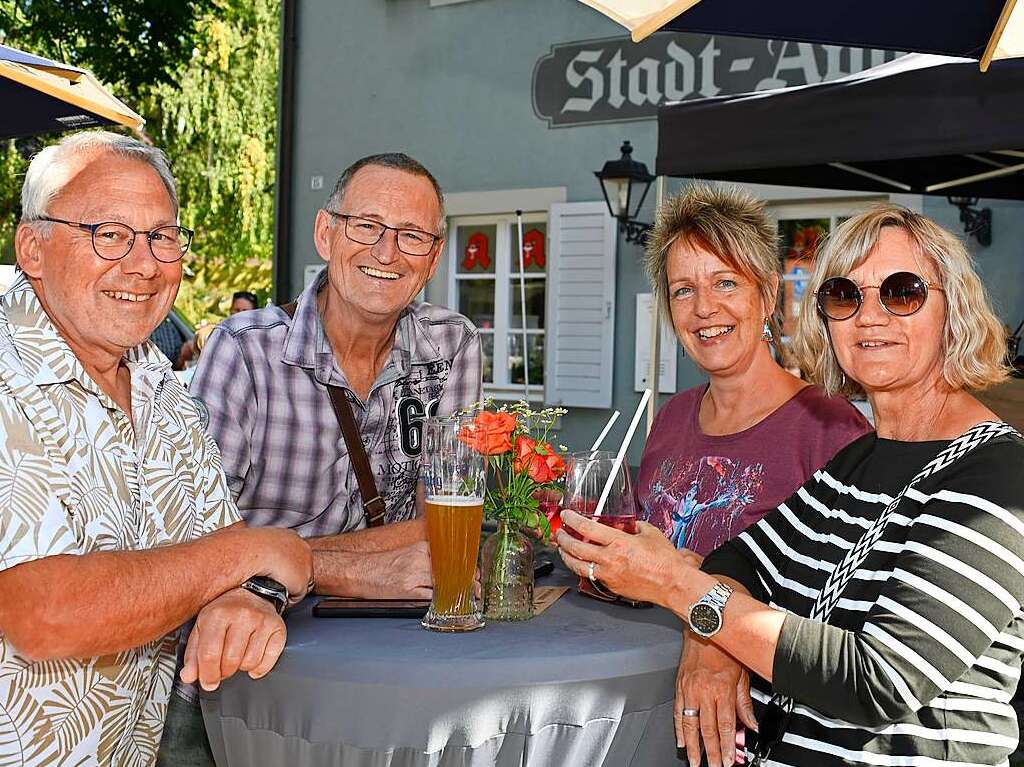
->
[[513, 436, 566, 484], [459, 411, 517, 455]]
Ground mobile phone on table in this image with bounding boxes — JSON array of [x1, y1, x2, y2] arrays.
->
[[313, 598, 430, 618]]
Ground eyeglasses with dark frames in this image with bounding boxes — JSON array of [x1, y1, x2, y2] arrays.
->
[[324, 210, 440, 257], [815, 271, 944, 322], [37, 216, 193, 264]]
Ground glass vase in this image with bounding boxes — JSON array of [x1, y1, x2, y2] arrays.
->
[[481, 518, 534, 621]]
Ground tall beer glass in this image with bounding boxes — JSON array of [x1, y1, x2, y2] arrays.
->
[[421, 416, 485, 632]]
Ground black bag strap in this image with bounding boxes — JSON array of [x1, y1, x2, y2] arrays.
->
[[810, 420, 1018, 623], [280, 301, 386, 527]]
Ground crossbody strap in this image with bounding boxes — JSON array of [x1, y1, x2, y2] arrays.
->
[[811, 420, 1019, 622], [281, 301, 385, 527]]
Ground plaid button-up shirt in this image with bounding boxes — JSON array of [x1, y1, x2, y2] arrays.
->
[[191, 268, 482, 536]]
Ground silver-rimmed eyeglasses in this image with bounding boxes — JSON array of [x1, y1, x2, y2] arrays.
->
[[324, 210, 440, 257], [38, 216, 194, 263]]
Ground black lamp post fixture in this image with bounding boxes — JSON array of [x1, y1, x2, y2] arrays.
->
[[947, 196, 992, 247], [595, 141, 656, 245]]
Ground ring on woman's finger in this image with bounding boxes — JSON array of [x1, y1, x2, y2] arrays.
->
[[587, 561, 597, 581], [681, 708, 700, 718]]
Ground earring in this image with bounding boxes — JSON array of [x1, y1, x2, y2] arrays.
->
[[761, 318, 773, 342], [841, 372, 847, 387]]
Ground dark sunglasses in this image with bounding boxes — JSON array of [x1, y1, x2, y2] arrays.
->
[[748, 695, 793, 766], [816, 271, 944, 321]]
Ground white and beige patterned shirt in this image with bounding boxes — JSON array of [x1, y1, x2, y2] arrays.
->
[[0, 274, 240, 766]]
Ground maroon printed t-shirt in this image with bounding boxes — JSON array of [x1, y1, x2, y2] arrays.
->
[[636, 384, 871, 556]]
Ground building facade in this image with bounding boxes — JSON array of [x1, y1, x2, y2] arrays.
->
[[275, 0, 1024, 462]]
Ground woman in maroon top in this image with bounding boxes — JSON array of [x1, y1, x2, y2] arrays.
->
[[628, 185, 869, 761], [636, 185, 870, 557]]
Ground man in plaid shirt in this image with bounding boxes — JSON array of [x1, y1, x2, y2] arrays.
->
[[191, 153, 481, 600], [160, 154, 481, 766]]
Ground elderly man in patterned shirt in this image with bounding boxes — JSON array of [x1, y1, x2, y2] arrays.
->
[[192, 153, 481, 594], [0, 131, 313, 767]]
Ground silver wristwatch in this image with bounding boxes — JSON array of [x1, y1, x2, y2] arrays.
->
[[687, 582, 733, 638]]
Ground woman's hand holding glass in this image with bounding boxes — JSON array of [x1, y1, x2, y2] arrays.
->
[[676, 637, 757, 767], [556, 510, 698, 604]]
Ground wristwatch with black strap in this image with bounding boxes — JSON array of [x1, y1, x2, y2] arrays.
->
[[240, 576, 289, 614], [687, 582, 734, 638]]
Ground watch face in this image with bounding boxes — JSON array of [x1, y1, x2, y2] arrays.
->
[[689, 603, 722, 636]]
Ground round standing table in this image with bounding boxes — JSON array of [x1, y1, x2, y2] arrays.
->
[[201, 569, 684, 766]]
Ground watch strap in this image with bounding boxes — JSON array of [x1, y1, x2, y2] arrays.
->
[[703, 582, 733, 610], [241, 577, 288, 614]]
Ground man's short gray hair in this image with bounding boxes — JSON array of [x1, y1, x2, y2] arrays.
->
[[326, 152, 447, 238], [20, 130, 178, 225]]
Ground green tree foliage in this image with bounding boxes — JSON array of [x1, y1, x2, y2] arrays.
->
[[0, 0, 279, 324], [0, 141, 23, 264], [0, 0, 214, 99], [147, 0, 279, 322]]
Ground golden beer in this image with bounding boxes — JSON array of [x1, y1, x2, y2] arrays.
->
[[424, 495, 484, 617], [420, 415, 486, 632]]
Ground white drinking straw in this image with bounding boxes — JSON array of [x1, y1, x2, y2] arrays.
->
[[589, 409, 620, 452], [594, 389, 651, 516], [577, 409, 622, 489], [515, 209, 530, 402]]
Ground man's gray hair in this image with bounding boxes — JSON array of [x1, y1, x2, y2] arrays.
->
[[20, 130, 178, 225], [326, 152, 446, 238]]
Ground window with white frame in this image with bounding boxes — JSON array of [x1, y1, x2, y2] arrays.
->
[[448, 213, 548, 399]]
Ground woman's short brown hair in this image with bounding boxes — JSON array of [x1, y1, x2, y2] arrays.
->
[[644, 184, 781, 338], [792, 204, 1008, 396]]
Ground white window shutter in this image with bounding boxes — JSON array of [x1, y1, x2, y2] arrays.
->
[[545, 202, 617, 408]]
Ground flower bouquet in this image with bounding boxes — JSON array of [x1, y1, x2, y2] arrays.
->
[[459, 401, 568, 620]]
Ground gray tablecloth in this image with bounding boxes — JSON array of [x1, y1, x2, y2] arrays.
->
[[201, 567, 684, 766]]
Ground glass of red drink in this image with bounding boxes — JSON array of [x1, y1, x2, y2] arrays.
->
[[561, 452, 644, 605]]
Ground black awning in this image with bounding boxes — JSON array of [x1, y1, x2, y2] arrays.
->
[[656, 55, 1024, 200], [662, 0, 1009, 60], [1, 78, 111, 140]]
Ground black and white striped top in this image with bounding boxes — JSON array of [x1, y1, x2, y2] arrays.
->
[[702, 431, 1024, 767]]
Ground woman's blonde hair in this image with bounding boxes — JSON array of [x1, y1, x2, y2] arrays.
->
[[644, 184, 782, 339], [792, 204, 1008, 396]]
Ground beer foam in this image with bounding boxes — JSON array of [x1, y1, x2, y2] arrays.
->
[[425, 495, 483, 506]]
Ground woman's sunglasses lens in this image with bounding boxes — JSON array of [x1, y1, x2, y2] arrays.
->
[[880, 271, 927, 316], [817, 278, 860, 320]]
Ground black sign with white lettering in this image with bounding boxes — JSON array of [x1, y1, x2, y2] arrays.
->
[[532, 33, 901, 128]]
